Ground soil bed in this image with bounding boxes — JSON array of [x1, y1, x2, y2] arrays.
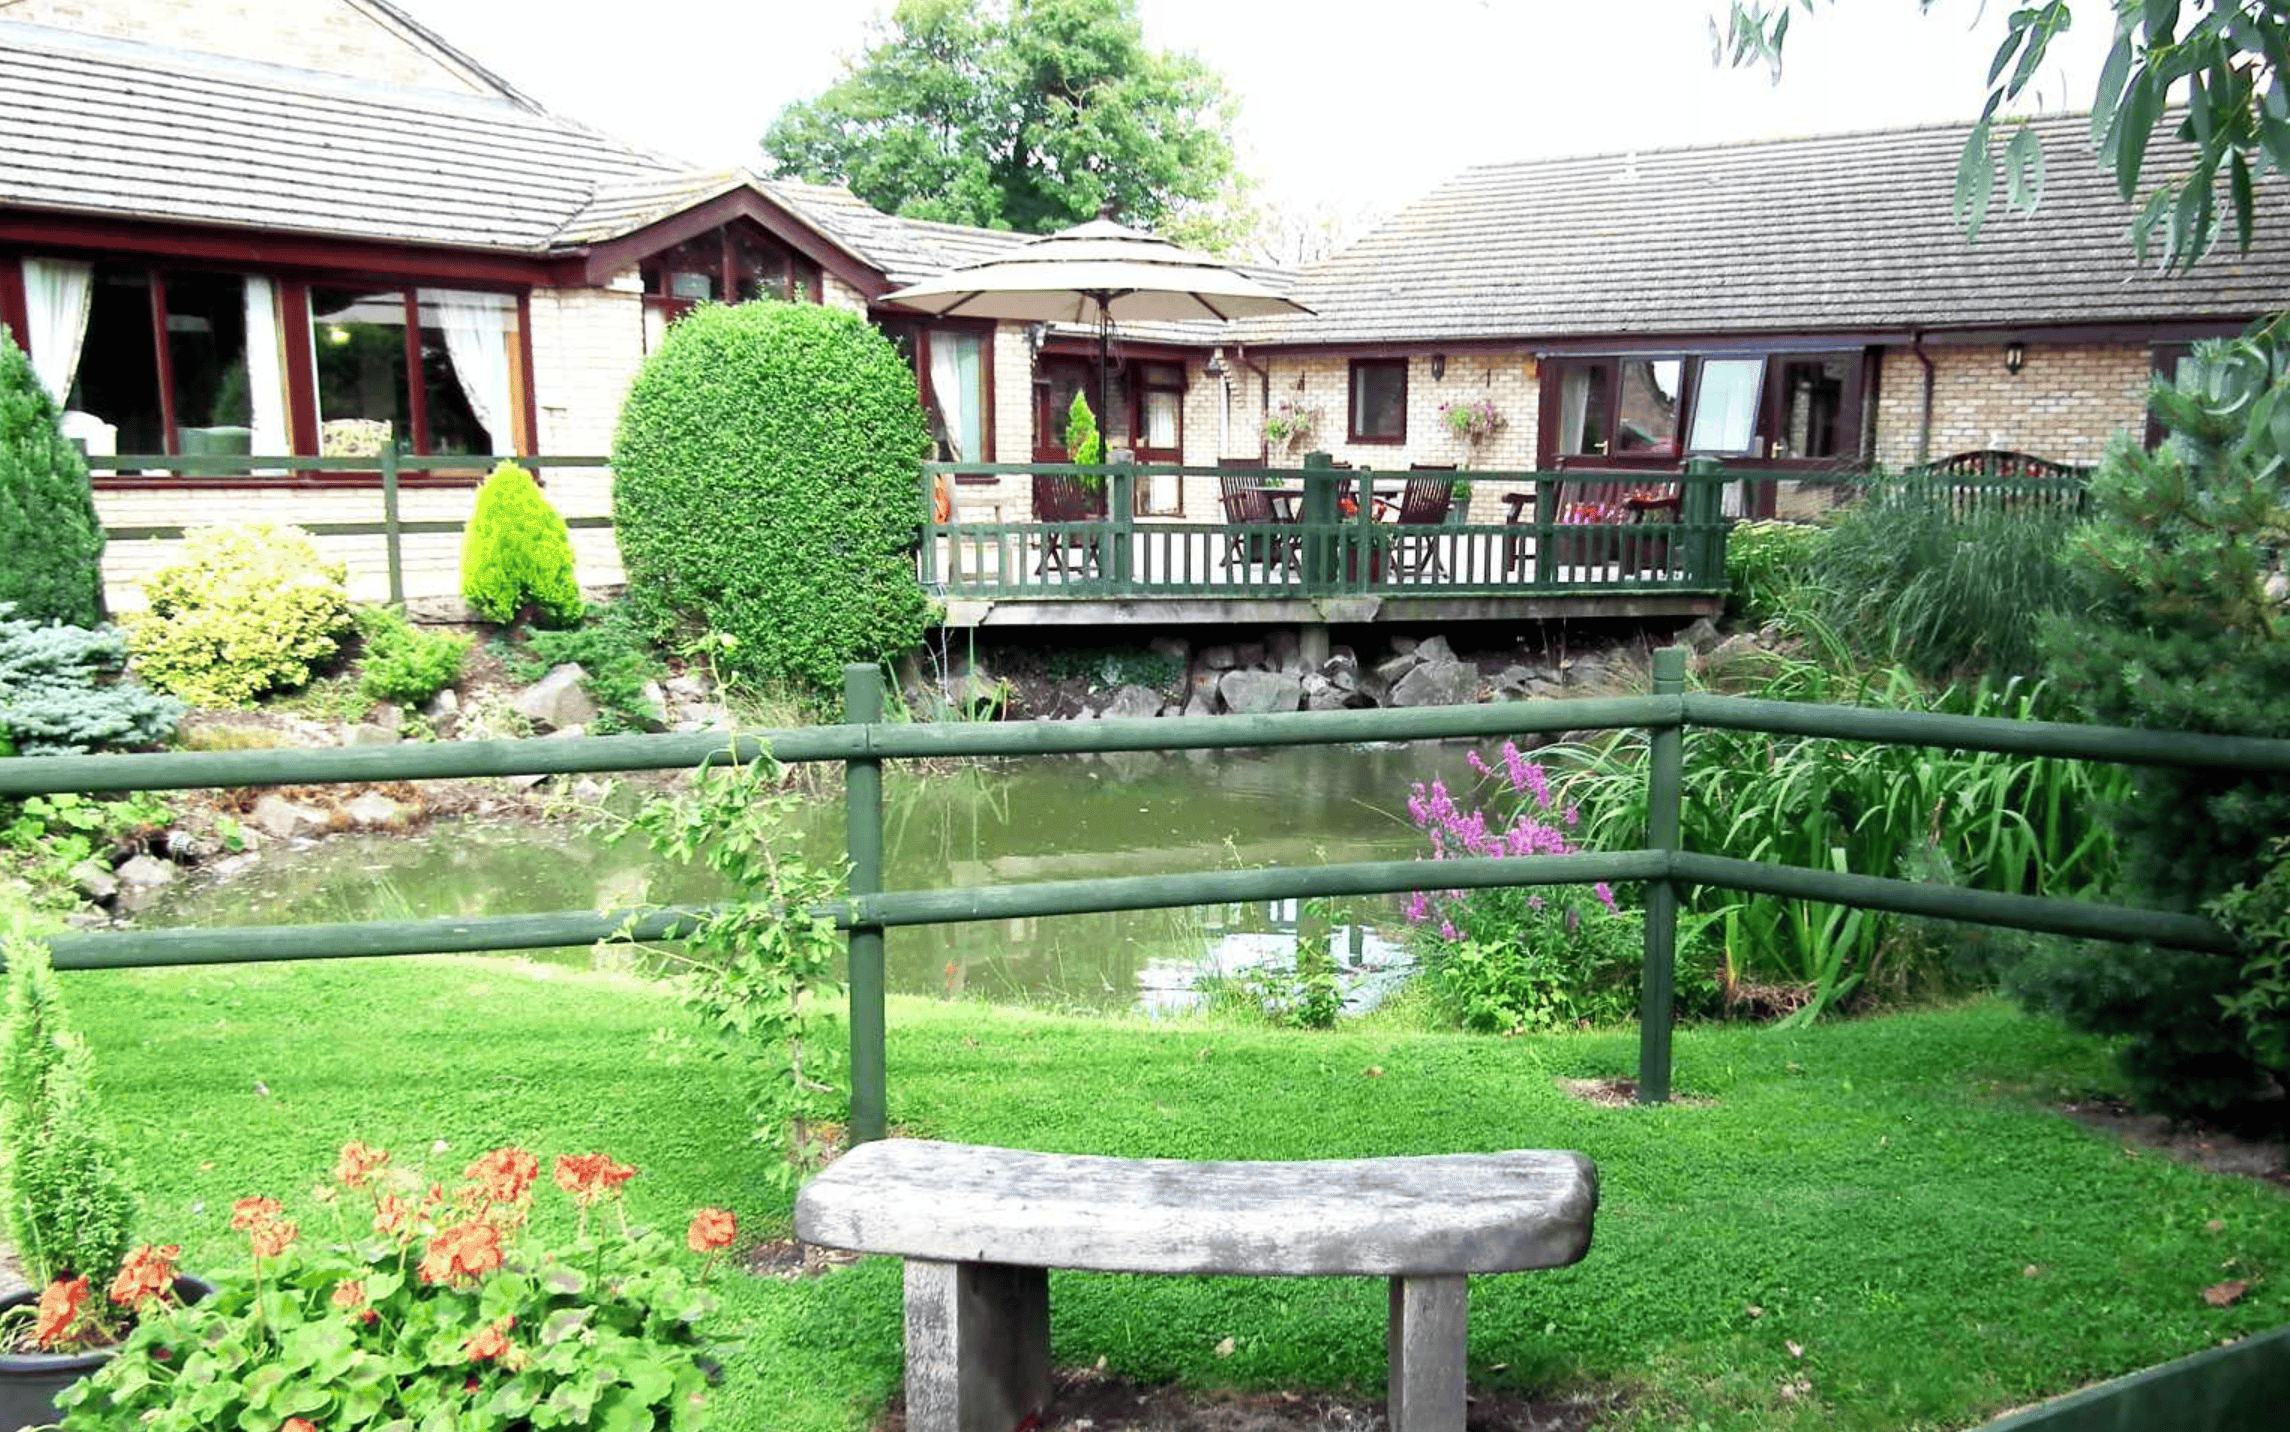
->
[[872, 1367, 1611, 1432]]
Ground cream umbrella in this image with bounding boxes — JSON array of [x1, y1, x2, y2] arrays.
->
[[880, 206, 1311, 451]]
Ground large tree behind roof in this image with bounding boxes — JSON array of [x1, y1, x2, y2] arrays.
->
[[1719, 1, 2290, 271], [761, 0, 1239, 235]]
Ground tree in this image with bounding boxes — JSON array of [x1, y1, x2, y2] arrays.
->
[[1720, 1, 2290, 269], [0, 331, 105, 628], [762, 0, 1240, 235]]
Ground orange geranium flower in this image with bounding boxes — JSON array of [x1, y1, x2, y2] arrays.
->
[[107, 1244, 181, 1308], [463, 1315, 515, 1362], [33, 1275, 89, 1348], [230, 1196, 282, 1231], [464, 1146, 538, 1206], [686, 1208, 736, 1253], [247, 1216, 298, 1260], [333, 1140, 391, 1190], [372, 1193, 416, 1238], [329, 1278, 367, 1311], [552, 1153, 637, 1206], [283, 1421, 318, 1432], [417, 1218, 504, 1285]]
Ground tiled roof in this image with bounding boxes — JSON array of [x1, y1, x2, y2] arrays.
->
[[0, 21, 676, 251], [1234, 112, 2290, 346]]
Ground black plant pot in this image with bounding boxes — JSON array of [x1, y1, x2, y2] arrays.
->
[[0, 1274, 213, 1432]]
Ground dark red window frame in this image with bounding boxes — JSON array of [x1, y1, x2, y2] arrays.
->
[[1536, 350, 1867, 470], [1348, 357, 1407, 445], [1128, 361, 1186, 461], [640, 220, 822, 331]]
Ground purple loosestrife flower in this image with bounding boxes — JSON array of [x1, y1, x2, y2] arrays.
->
[[1593, 882, 1617, 914], [1404, 891, 1431, 925], [1439, 920, 1459, 941]]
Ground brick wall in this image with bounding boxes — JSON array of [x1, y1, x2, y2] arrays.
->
[[1870, 340, 2150, 469], [821, 274, 870, 317], [11, 0, 497, 93]]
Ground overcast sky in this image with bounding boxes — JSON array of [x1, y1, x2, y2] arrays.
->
[[399, 0, 2119, 215]]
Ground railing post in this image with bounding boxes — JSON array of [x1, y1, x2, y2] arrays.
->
[[1300, 451, 1335, 593], [1532, 477, 1557, 587], [1353, 468, 1377, 591], [1639, 645, 1687, 1105], [919, 465, 942, 590], [844, 663, 888, 1145], [381, 445, 405, 608], [1685, 456, 1722, 586], [1109, 461, 1134, 588]]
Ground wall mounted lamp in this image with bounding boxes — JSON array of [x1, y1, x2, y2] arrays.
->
[[1025, 322, 1048, 359], [2003, 341, 2026, 376], [1204, 346, 1226, 377], [1431, 353, 1447, 381]]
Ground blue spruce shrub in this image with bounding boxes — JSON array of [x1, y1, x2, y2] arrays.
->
[[0, 605, 183, 756]]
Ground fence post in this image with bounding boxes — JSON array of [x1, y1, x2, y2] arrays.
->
[[1109, 461, 1134, 588], [381, 446, 405, 608], [919, 465, 941, 590], [844, 663, 888, 1145], [1685, 456, 1722, 586], [1300, 450, 1334, 592], [1639, 645, 1687, 1104]]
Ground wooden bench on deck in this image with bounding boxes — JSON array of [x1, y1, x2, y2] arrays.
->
[[795, 1140, 1599, 1432]]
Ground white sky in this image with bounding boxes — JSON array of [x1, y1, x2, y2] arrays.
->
[[399, 0, 2119, 215]]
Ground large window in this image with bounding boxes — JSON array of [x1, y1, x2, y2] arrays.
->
[[639, 220, 822, 349], [1348, 358, 1407, 443], [309, 287, 521, 458], [1541, 351, 1863, 467]]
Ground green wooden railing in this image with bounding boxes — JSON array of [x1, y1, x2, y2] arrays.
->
[[919, 456, 1734, 600], [86, 453, 615, 607]]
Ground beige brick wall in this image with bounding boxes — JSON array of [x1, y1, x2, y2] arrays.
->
[[526, 275, 643, 557], [822, 274, 870, 317], [1871, 341, 2150, 469], [12, 0, 496, 93]]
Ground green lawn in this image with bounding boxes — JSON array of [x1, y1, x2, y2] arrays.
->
[[63, 957, 2287, 1431]]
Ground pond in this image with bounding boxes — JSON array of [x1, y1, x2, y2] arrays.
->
[[137, 742, 1486, 1014]]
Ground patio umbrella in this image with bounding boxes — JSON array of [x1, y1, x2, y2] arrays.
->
[[880, 206, 1311, 455]]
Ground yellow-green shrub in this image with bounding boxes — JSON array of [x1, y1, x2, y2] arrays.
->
[[460, 461, 580, 626], [127, 524, 353, 706]]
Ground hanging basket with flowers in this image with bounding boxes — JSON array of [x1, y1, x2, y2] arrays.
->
[[1439, 398, 1505, 445]]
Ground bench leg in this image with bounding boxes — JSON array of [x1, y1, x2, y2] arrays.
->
[[903, 1259, 1050, 1432], [1387, 1274, 1468, 1432]]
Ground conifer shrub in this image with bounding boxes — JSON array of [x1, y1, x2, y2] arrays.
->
[[459, 460, 581, 627], [0, 605, 182, 756], [354, 605, 468, 707], [0, 331, 105, 628], [2014, 334, 2290, 1128], [611, 303, 932, 695], [126, 524, 354, 706], [1063, 389, 1102, 466]]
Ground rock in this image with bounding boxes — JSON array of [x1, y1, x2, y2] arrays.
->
[[1101, 684, 1165, 720], [342, 722, 399, 746], [546, 724, 588, 741], [250, 794, 326, 839], [1200, 644, 1239, 671], [1233, 640, 1267, 670], [112, 855, 177, 913], [70, 858, 118, 903], [1563, 659, 1606, 689], [1188, 668, 1221, 704], [402, 594, 478, 624], [1300, 672, 1333, 698], [341, 792, 406, 828], [372, 703, 405, 733], [570, 778, 612, 804], [1493, 665, 1538, 697], [1389, 634, 1421, 656], [1388, 659, 1482, 708], [1306, 684, 1351, 712], [676, 702, 733, 732], [1324, 653, 1363, 693], [1327, 643, 1358, 670], [1414, 633, 1456, 664], [505, 771, 550, 790], [426, 688, 460, 719], [1217, 669, 1302, 715], [1265, 630, 1303, 673], [512, 663, 598, 732], [1526, 676, 1567, 700], [1181, 695, 1216, 719], [1679, 616, 1723, 653], [208, 853, 260, 881], [635, 682, 672, 732], [665, 673, 711, 702], [1373, 651, 1422, 686], [1147, 635, 1190, 667], [63, 911, 109, 930], [2266, 569, 2288, 606]]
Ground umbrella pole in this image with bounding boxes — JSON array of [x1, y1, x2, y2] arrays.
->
[[1095, 306, 1112, 461]]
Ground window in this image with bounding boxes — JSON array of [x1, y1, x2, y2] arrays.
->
[[309, 286, 523, 459], [922, 327, 988, 464], [1131, 362, 1185, 514], [639, 220, 820, 349], [1540, 351, 1863, 467], [1348, 358, 1406, 443]]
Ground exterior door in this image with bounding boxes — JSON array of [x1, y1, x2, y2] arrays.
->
[[1033, 358, 1094, 462]]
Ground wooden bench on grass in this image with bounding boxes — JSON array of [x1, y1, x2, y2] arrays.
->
[[794, 1140, 1600, 1432]]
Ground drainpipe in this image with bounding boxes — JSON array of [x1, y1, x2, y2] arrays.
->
[[1237, 345, 1272, 462], [1911, 329, 1936, 467]]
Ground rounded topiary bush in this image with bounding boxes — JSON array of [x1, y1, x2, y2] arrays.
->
[[0, 331, 105, 629], [461, 460, 581, 626], [126, 523, 353, 706], [611, 302, 932, 694]]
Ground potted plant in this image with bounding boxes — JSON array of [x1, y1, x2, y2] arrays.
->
[[1439, 398, 1504, 448], [1263, 400, 1318, 451], [55, 1140, 734, 1430], [0, 918, 212, 1432]]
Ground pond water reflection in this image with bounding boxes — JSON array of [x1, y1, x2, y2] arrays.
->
[[140, 742, 1481, 1013]]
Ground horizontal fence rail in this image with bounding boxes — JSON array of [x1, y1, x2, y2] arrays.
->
[[15, 652, 2290, 1131], [86, 453, 615, 606], [920, 458, 1734, 602]]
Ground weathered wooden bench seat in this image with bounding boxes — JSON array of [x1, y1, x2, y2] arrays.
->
[[794, 1140, 1599, 1432]]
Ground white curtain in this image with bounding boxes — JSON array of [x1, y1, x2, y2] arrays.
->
[[424, 288, 513, 452], [242, 275, 288, 461], [1557, 367, 1593, 455], [928, 330, 983, 462], [21, 258, 93, 404]]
